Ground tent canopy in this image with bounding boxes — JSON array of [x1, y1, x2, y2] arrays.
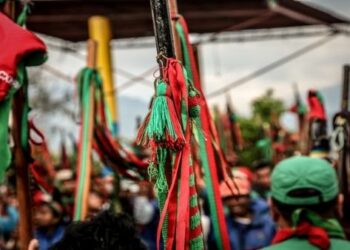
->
[[28, 0, 348, 41]]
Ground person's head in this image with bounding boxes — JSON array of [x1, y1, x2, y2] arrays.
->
[[88, 191, 104, 218], [269, 156, 342, 228], [50, 210, 147, 250], [55, 169, 76, 194], [253, 161, 272, 190], [220, 169, 252, 218], [33, 192, 63, 229]]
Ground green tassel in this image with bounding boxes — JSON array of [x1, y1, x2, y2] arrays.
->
[[141, 81, 184, 148], [147, 162, 159, 182]]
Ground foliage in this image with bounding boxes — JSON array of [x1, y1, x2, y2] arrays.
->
[[236, 117, 263, 166], [236, 89, 285, 166], [252, 89, 285, 124]]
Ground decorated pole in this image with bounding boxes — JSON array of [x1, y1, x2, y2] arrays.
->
[[174, 14, 233, 250], [332, 65, 350, 237], [150, 0, 175, 62], [141, 0, 207, 249], [292, 84, 307, 153], [3, 1, 33, 248], [74, 39, 97, 221], [88, 16, 119, 137]]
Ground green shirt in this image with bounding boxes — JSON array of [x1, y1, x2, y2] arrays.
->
[[262, 237, 350, 250]]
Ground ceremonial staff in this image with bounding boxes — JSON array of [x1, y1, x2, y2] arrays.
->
[[332, 65, 350, 237], [3, 1, 32, 247], [150, 0, 175, 66]]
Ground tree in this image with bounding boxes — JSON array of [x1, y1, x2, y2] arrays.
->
[[235, 89, 285, 166], [252, 89, 285, 124]]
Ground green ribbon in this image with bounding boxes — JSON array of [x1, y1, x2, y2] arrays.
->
[[74, 68, 102, 221], [256, 137, 273, 162], [16, 3, 30, 27], [176, 20, 217, 250]]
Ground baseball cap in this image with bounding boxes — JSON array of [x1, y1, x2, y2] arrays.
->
[[271, 156, 338, 205]]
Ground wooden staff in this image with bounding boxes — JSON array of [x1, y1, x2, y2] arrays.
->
[[337, 65, 350, 237], [293, 83, 307, 153], [3, 1, 33, 248], [150, 0, 175, 65]]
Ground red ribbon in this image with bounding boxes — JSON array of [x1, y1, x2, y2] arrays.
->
[[272, 221, 330, 250], [177, 16, 232, 250]]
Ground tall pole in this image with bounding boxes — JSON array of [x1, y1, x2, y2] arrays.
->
[[341, 65, 349, 111], [3, 1, 33, 248], [74, 39, 97, 221], [339, 65, 350, 237], [150, 0, 175, 64], [88, 17, 119, 137]]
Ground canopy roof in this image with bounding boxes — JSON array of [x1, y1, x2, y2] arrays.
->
[[27, 0, 348, 41]]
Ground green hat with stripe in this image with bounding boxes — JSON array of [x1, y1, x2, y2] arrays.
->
[[271, 156, 338, 205]]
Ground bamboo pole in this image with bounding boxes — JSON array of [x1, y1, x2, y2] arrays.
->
[[3, 1, 33, 248]]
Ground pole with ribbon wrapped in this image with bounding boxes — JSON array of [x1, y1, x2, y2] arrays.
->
[[74, 40, 99, 221]]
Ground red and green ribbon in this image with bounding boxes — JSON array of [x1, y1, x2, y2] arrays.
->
[[176, 16, 232, 250]]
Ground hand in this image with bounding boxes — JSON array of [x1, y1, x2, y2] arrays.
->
[[28, 239, 39, 250]]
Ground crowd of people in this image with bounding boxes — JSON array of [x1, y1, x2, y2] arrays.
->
[[0, 151, 349, 250]]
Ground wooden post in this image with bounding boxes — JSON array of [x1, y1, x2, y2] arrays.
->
[[3, 1, 33, 249]]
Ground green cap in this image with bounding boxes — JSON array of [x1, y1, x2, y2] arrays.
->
[[271, 156, 338, 205]]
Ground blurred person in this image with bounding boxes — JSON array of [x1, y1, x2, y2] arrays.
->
[[262, 156, 350, 250], [49, 210, 147, 250], [133, 181, 159, 250], [119, 180, 140, 217], [54, 169, 76, 221], [252, 161, 272, 200], [33, 192, 65, 250], [28, 239, 39, 250], [209, 168, 275, 250], [0, 185, 19, 250], [87, 191, 105, 219], [0, 185, 19, 236]]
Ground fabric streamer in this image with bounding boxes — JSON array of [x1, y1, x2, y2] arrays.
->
[[175, 16, 232, 250], [307, 90, 329, 155], [0, 12, 47, 181], [137, 57, 205, 250], [29, 120, 56, 193]]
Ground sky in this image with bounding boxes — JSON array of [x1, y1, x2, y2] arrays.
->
[[29, 0, 350, 151]]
